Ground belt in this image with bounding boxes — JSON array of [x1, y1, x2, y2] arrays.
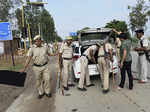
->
[[82, 54, 89, 60], [33, 62, 48, 67], [63, 58, 72, 60], [117, 47, 120, 48], [98, 55, 105, 58], [138, 53, 145, 56]]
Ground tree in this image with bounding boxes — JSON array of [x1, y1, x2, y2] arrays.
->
[[15, 2, 62, 42], [0, 0, 22, 21], [105, 19, 130, 40], [105, 19, 128, 33], [40, 9, 55, 43], [15, 8, 23, 31], [128, 0, 149, 33]]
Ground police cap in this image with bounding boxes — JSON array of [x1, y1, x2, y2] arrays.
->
[[66, 36, 72, 40], [135, 28, 144, 33], [34, 35, 41, 41]]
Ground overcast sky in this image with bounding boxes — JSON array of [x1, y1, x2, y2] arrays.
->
[[44, 0, 149, 39]]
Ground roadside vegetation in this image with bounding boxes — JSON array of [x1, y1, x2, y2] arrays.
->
[[0, 56, 25, 71]]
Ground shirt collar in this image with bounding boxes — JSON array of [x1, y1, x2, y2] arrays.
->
[[34, 44, 44, 48], [65, 42, 72, 47], [140, 35, 145, 40]]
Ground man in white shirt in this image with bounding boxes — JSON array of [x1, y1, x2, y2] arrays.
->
[[134, 29, 149, 83]]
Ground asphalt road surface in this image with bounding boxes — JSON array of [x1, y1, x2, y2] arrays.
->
[[6, 56, 58, 112], [3, 52, 150, 112], [55, 52, 150, 112]]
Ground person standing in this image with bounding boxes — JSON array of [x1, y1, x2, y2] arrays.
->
[[112, 29, 122, 62], [117, 33, 133, 90], [77, 45, 98, 91], [59, 36, 75, 91], [134, 29, 149, 83], [21, 35, 56, 99], [97, 42, 113, 94]]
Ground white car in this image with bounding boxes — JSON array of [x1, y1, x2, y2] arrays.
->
[[72, 28, 119, 79]]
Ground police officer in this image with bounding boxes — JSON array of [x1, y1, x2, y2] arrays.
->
[[59, 36, 74, 91], [97, 41, 113, 94], [134, 29, 148, 83], [21, 35, 56, 99], [77, 45, 98, 91]]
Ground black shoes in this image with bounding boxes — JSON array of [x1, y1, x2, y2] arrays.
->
[[101, 84, 104, 88], [129, 85, 133, 90], [46, 93, 52, 98], [68, 84, 75, 87], [77, 87, 87, 91], [86, 84, 95, 87], [37, 94, 44, 99], [102, 89, 109, 94], [63, 86, 69, 91], [37, 93, 52, 99], [63, 84, 75, 91]]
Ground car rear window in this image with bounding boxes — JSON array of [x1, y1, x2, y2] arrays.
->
[[80, 32, 109, 41]]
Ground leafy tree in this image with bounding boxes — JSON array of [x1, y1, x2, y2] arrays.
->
[[15, 5, 62, 42], [105, 19, 128, 33], [105, 19, 130, 41], [40, 9, 55, 43], [24, 5, 41, 38], [0, 0, 22, 21], [15, 8, 23, 31], [128, 0, 149, 33]]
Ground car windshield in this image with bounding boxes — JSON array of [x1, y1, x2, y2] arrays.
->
[[80, 32, 110, 41], [73, 47, 79, 53]]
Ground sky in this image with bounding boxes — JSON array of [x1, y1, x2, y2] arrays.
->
[[42, 0, 147, 39]]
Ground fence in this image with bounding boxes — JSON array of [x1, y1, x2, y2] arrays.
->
[[0, 40, 25, 70]]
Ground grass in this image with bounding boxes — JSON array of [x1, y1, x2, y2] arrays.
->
[[7, 64, 25, 71], [0, 55, 26, 71]]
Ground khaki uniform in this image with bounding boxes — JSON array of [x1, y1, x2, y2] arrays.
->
[[78, 45, 97, 88], [60, 43, 73, 87], [115, 38, 121, 61], [98, 43, 112, 90], [27, 45, 51, 95]]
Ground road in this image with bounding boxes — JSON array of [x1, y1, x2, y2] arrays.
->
[[5, 52, 150, 112], [55, 52, 150, 112], [5, 57, 58, 112]]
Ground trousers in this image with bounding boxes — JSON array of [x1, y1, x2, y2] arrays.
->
[[119, 61, 133, 89], [78, 56, 91, 88], [32, 65, 51, 95], [98, 57, 110, 90]]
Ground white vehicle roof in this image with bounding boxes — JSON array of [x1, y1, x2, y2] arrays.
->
[[78, 28, 112, 46], [79, 28, 112, 34]]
